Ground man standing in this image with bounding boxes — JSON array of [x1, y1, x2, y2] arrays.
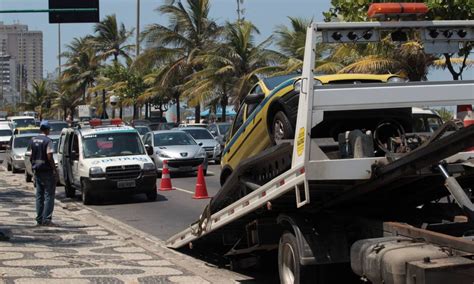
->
[[30, 121, 57, 226]]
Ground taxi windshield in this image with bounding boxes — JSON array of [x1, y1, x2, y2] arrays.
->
[[82, 132, 144, 158], [182, 129, 213, 140]]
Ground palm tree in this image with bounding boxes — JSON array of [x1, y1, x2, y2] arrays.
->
[[93, 14, 134, 62], [51, 88, 83, 120], [61, 36, 102, 101], [140, 0, 221, 122], [21, 80, 51, 120], [183, 21, 283, 121]]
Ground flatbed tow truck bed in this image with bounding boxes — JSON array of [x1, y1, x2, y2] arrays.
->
[[167, 19, 474, 284]]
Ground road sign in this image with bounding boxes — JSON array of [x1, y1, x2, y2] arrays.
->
[[49, 0, 99, 24]]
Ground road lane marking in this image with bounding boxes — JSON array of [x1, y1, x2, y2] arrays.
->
[[174, 187, 194, 195]]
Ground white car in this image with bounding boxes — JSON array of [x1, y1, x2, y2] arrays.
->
[[7, 116, 36, 129], [0, 125, 12, 151], [57, 123, 158, 204], [24, 135, 60, 183], [176, 127, 221, 163], [5, 134, 36, 173], [143, 130, 208, 175]]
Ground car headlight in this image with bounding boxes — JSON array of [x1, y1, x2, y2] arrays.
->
[[197, 149, 206, 158], [214, 143, 221, 152], [89, 166, 105, 178], [143, 162, 156, 172], [158, 152, 171, 158], [388, 76, 408, 83]]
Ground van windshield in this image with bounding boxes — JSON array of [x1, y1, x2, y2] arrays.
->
[[82, 132, 145, 158]]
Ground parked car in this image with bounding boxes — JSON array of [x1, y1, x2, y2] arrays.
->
[[178, 123, 208, 128], [143, 130, 208, 175], [0, 125, 12, 151], [177, 127, 221, 164], [148, 122, 179, 131], [24, 135, 60, 183], [220, 73, 408, 185], [47, 120, 69, 134], [5, 134, 36, 173], [207, 122, 231, 146], [134, 125, 152, 139]]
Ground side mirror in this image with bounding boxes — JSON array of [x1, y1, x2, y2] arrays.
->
[[145, 144, 154, 155], [198, 142, 203, 146], [244, 93, 265, 104]]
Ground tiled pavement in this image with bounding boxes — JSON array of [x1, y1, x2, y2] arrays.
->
[[0, 171, 245, 283]]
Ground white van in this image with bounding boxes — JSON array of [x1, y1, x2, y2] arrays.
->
[[57, 121, 158, 204]]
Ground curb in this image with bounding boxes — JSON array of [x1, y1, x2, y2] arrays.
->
[[2, 170, 248, 283]]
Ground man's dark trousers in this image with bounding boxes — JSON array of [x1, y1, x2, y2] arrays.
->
[[35, 171, 56, 225]]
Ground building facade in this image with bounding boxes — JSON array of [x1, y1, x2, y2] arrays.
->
[[0, 21, 43, 94]]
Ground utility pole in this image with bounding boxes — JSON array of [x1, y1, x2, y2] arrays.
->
[[236, 0, 244, 22], [58, 23, 61, 76], [136, 0, 140, 57]]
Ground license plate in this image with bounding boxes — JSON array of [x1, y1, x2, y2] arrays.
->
[[180, 166, 192, 171], [117, 180, 136, 188]]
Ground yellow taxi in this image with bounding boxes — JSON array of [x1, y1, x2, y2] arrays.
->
[[13, 126, 41, 135], [220, 73, 406, 185]]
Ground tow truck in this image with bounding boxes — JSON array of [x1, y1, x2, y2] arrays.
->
[[166, 4, 474, 283]]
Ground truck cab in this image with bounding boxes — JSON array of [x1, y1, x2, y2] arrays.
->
[[57, 119, 158, 204]]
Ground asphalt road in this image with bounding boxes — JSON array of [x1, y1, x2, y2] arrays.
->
[[0, 151, 221, 240]]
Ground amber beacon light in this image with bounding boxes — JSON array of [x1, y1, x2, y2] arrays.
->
[[367, 3, 429, 19]]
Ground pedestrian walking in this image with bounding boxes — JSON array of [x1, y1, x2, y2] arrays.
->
[[29, 121, 57, 226]]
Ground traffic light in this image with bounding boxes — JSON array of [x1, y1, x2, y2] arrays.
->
[[49, 0, 99, 24]]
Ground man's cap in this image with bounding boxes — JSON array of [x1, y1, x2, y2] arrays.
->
[[40, 120, 51, 130]]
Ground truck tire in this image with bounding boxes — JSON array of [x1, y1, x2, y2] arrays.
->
[[146, 186, 157, 201], [65, 182, 75, 198], [25, 171, 32, 182], [278, 231, 316, 284], [272, 111, 294, 143], [81, 181, 93, 205]]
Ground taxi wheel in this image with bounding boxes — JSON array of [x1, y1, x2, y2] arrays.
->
[[11, 165, 19, 174], [272, 111, 294, 144]]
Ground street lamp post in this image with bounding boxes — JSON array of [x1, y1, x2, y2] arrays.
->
[[110, 94, 119, 119], [100, 89, 108, 119]]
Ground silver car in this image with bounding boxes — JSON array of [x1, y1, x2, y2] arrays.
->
[[143, 130, 208, 175], [24, 135, 59, 183], [5, 134, 36, 173], [176, 127, 221, 164]]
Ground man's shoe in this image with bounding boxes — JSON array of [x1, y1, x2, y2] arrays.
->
[[43, 222, 59, 227], [35, 222, 43, 226]]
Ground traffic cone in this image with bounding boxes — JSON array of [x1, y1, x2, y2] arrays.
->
[[193, 165, 210, 199], [159, 160, 174, 191], [464, 110, 474, 152]]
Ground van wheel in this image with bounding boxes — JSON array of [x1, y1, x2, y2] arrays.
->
[[272, 111, 294, 143], [146, 186, 157, 201], [81, 181, 93, 205], [278, 232, 317, 284], [220, 168, 232, 186], [65, 182, 75, 198], [7, 162, 11, 171], [11, 165, 19, 174], [25, 171, 32, 182]]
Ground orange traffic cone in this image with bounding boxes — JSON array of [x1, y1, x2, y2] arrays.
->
[[159, 160, 174, 191], [193, 165, 210, 199]]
